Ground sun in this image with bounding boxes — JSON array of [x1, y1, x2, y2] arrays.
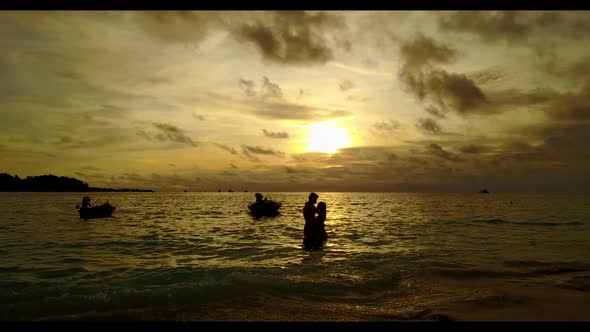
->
[[305, 122, 352, 154]]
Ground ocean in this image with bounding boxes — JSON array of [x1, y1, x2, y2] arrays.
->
[[1, 192, 589, 321]]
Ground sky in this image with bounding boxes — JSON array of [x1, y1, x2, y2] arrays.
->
[[1, 11, 590, 192]]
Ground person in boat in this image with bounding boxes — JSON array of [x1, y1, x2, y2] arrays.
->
[[315, 201, 328, 244], [255, 192, 264, 203], [80, 195, 92, 210], [302, 192, 319, 248], [255, 192, 271, 203]]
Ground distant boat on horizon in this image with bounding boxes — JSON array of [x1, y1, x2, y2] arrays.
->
[[479, 189, 490, 194]]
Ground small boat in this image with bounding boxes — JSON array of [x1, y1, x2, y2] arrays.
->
[[479, 189, 490, 194], [248, 193, 281, 217], [78, 201, 116, 220]]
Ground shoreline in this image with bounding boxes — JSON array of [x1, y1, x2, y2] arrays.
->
[[30, 274, 590, 321]]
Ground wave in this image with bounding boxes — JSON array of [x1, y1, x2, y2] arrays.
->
[[0, 267, 406, 319], [426, 260, 590, 280], [555, 275, 590, 292], [443, 218, 582, 227]]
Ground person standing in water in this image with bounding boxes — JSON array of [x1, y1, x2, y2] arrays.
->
[[315, 201, 328, 245], [302, 192, 319, 249]]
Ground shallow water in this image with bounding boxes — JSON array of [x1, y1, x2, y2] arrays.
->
[[1, 192, 589, 320]]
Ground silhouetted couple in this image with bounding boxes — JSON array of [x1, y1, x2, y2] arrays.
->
[[302, 192, 328, 250]]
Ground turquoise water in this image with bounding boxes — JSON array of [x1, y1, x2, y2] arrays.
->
[[1, 192, 589, 320]]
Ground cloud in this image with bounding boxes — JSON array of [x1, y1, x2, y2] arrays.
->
[[239, 76, 282, 100], [400, 68, 488, 115], [140, 122, 197, 147], [428, 143, 465, 162], [339, 79, 356, 91], [134, 11, 214, 44], [538, 55, 590, 87], [399, 34, 457, 69], [492, 84, 590, 121], [372, 120, 400, 134], [59, 135, 74, 143], [470, 67, 506, 85], [240, 147, 261, 162], [211, 142, 238, 155], [438, 11, 530, 43], [262, 129, 289, 139], [384, 152, 398, 161], [231, 11, 344, 65], [192, 113, 205, 121], [548, 85, 590, 121], [416, 118, 442, 135], [460, 144, 483, 154], [398, 35, 487, 116], [238, 78, 256, 97], [250, 101, 350, 121], [425, 106, 446, 119], [285, 166, 298, 174], [261, 76, 283, 99], [241, 145, 285, 157]]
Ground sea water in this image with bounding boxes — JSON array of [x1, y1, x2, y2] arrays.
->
[[1, 192, 589, 320]]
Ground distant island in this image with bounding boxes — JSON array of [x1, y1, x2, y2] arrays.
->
[[0, 173, 153, 192]]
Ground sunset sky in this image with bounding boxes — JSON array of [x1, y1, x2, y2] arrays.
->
[[2, 11, 590, 192]]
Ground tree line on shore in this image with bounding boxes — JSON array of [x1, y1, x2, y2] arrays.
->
[[0, 173, 152, 192]]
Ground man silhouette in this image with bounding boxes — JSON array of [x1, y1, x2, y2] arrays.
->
[[302, 192, 319, 248]]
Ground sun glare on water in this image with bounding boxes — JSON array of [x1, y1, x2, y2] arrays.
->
[[305, 122, 353, 154]]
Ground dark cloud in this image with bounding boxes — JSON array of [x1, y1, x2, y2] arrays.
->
[[336, 38, 352, 52], [262, 129, 289, 139], [346, 95, 371, 103], [416, 118, 442, 135], [262, 76, 283, 99], [241, 147, 261, 162], [547, 85, 590, 121], [539, 55, 590, 85], [492, 84, 590, 121], [143, 122, 197, 147], [339, 79, 356, 91], [238, 78, 256, 97], [119, 172, 147, 182], [372, 120, 400, 133], [211, 142, 238, 155], [232, 11, 344, 65], [398, 35, 487, 116], [241, 145, 285, 157], [251, 101, 350, 121], [399, 34, 457, 69], [239, 76, 282, 99], [400, 68, 487, 115], [74, 171, 104, 179], [470, 67, 506, 85], [484, 88, 557, 110], [385, 152, 398, 161], [460, 144, 482, 154], [438, 11, 530, 43], [439, 11, 590, 45], [192, 113, 205, 121], [425, 106, 446, 119], [428, 143, 465, 162], [134, 11, 214, 44]]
